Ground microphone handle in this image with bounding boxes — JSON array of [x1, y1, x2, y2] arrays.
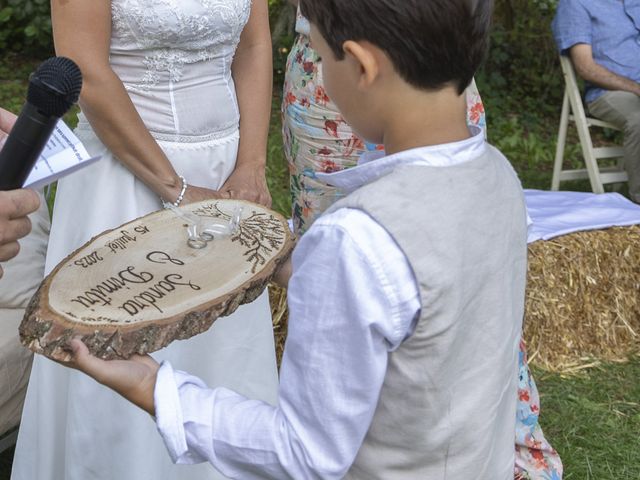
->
[[0, 103, 59, 191]]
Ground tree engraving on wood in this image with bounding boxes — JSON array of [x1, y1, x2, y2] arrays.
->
[[20, 200, 295, 361], [193, 203, 287, 273]]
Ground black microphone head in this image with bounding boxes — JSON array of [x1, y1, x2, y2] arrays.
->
[[27, 57, 83, 118]]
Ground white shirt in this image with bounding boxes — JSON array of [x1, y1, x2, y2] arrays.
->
[[154, 127, 486, 479]]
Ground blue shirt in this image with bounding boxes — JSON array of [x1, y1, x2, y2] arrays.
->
[[552, 0, 640, 103]]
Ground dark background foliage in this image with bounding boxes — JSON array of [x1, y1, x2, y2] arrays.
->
[[0, 0, 565, 109], [0, 0, 53, 55]]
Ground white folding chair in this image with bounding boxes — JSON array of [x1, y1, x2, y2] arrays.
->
[[552, 56, 627, 193]]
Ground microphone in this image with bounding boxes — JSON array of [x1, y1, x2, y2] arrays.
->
[[0, 57, 82, 191]]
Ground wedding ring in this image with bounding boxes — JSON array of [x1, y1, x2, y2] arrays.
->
[[188, 238, 208, 249]]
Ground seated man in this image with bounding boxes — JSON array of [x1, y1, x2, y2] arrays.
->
[[552, 0, 640, 204]]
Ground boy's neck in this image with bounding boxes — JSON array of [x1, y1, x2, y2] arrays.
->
[[380, 85, 470, 156]]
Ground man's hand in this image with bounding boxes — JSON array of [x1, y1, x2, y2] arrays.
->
[[0, 107, 17, 148], [221, 163, 272, 207], [0, 189, 40, 277], [0, 106, 40, 277], [62, 338, 160, 416]]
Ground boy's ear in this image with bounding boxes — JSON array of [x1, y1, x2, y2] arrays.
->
[[342, 40, 380, 88]]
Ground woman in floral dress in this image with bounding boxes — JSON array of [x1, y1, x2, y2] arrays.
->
[[282, 8, 563, 480]]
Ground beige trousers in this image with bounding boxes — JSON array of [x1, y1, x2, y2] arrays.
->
[[588, 90, 640, 203]]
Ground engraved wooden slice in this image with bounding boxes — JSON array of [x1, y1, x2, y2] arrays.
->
[[20, 200, 295, 361]]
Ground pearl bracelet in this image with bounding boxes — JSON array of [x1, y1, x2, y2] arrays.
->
[[163, 175, 187, 208]]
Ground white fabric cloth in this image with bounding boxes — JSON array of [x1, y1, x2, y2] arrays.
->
[[154, 129, 489, 478], [11, 2, 278, 480], [525, 189, 640, 243]]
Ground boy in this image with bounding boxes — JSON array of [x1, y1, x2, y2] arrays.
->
[[66, 0, 527, 478]]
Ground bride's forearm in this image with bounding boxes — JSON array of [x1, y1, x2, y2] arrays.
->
[[51, 0, 182, 204], [232, 0, 272, 171], [79, 69, 182, 201]]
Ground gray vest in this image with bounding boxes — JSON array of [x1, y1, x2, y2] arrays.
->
[[328, 145, 527, 479]]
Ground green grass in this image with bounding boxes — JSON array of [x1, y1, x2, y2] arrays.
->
[[534, 359, 640, 479], [1, 53, 638, 479], [266, 92, 291, 217]]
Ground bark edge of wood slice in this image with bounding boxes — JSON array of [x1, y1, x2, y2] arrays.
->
[[20, 200, 295, 361]]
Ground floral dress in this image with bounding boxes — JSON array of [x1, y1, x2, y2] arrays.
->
[[282, 11, 563, 480], [514, 339, 564, 480]]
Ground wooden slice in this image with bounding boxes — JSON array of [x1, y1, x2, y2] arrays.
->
[[20, 200, 295, 361]]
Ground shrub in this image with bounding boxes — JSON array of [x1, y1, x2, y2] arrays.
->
[[0, 0, 53, 55]]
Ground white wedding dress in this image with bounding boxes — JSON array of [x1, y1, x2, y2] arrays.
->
[[11, 1, 279, 479]]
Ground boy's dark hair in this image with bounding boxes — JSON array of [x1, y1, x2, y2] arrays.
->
[[299, 0, 493, 94]]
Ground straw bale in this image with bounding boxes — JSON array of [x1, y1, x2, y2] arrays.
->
[[525, 226, 640, 372], [268, 284, 288, 367], [269, 226, 640, 372]]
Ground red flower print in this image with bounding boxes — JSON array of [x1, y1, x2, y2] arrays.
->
[[530, 449, 548, 469], [518, 389, 530, 402], [324, 119, 339, 138], [318, 146, 332, 156], [303, 61, 315, 75], [320, 159, 340, 173], [468, 101, 485, 125], [526, 438, 543, 450], [285, 92, 297, 105], [344, 135, 365, 156], [300, 98, 310, 108], [531, 404, 539, 414], [315, 86, 330, 106]]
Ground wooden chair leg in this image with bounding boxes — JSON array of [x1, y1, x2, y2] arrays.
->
[[552, 90, 570, 191], [573, 105, 605, 193]]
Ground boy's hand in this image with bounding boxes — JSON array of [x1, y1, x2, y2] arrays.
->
[[272, 257, 292, 288], [63, 338, 160, 416]]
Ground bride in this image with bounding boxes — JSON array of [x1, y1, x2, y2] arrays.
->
[[12, 1, 278, 479]]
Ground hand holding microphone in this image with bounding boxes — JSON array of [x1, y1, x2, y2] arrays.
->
[[0, 56, 82, 191], [0, 57, 82, 275]]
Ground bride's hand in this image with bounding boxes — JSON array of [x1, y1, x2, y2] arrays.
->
[[180, 185, 224, 205], [220, 164, 272, 207]]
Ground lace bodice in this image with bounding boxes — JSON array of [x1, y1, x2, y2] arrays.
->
[[79, 0, 252, 142], [111, 0, 250, 69]]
